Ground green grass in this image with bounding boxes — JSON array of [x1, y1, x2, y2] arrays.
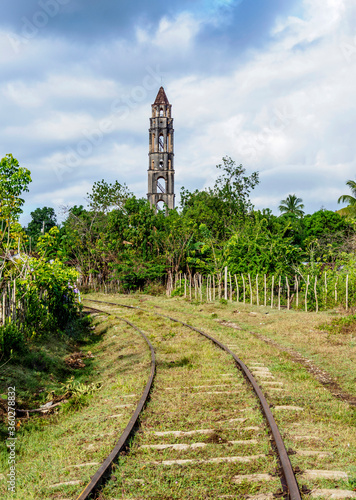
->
[[0, 313, 151, 499], [86, 293, 356, 499], [2, 292, 356, 499]]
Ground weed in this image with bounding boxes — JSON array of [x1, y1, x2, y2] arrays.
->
[[0, 323, 26, 357], [318, 314, 356, 335], [59, 377, 102, 397], [61, 393, 91, 412]]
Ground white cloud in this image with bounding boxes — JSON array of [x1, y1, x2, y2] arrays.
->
[[138, 12, 200, 51], [2, 0, 356, 223]]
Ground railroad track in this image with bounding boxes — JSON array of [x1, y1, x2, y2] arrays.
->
[[77, 298, 302, 500], [76, 306, 156, 500]]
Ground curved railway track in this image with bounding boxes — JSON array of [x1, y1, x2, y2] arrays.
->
[[78, 298, 302, 500], [76, 307, 156, 500]]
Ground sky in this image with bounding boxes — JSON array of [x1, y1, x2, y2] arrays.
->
[[1, 0, 356, 224]]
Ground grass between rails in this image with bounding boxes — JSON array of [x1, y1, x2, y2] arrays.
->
[[84, 293, 356, 499], [84, 304, 280, 499], [0, 312, 151, 500]]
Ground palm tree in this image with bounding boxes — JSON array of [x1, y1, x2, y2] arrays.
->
[[338, 180, 356, 216], [279, 194, 305, 217]]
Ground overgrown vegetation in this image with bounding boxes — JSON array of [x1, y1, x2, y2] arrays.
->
[[0, 155, 82, 359], [18, 156, 356, 296], [1, 152, 356, 383]]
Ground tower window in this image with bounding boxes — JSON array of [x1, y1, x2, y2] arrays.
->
[[160, 108, 164, 117], [157, 200, 165, 212], [157, 177, 166, 194], [159, 160, 164, 170], [159, 134, 164, 152]]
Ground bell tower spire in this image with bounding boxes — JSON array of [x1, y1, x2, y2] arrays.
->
[[147, 87, 175, 211]]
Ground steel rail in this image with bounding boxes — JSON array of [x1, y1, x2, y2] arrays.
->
[[85, 298, 302, 500], [76, 307, 156, 500]]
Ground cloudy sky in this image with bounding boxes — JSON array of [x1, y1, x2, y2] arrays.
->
[[1, 0, 356, 224]]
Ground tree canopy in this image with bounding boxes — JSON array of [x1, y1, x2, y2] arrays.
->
[[279, 194, 304, 217]]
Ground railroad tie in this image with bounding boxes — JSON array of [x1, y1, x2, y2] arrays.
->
[[151, 454, 265, 466], [309, 489, 356, 499]]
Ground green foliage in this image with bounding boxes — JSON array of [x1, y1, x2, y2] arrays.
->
[[87, 179, 131, 213], [318, 314, 356, 335], [171, 284, 185, 297], [0, 154, 31, 223], [214, 156, 259, 214], [0, 323, 25, 356], [18, 257, 80, 331], [279, 194, 304, 217], [37, 226, 64, 260], [57, 376, 102, 399], [225, 215, 303, 276], [181, 157, 259, 240], [338, 179, 356, 216], [304, 210, 352, 239], [26, 206, 57, 248]]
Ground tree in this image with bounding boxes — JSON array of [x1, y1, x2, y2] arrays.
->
[[0, 154, 31, 223], [87, 179, 131, 213], [213, 156, 259, 215], [279, 194, 304, 217], [302, 209, 354, 263], [338, 180, 356, 216], [225, 215, 303, 276], [26, 207, 57, 248], [181, 157, 259, 240], [0, 155, 31, 269]]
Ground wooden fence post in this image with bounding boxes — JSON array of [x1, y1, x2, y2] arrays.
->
[[295, 275, 299, 309], [234, 274, 239, 303], [229, 272, 232, 302], [278, 276, 281, 311], [314, 276, 318, 313], [248, 273, 253, 305], [286, 277, 290, 310], [184, 274, 187, 298], [256, 275, 259, 306], [242, 274, 246, 304], [305, 275, 310, 312], [271, 276, 274, 309], [346, 274, 349, 311], [224, 266, 228, 300], [264, 274, 267, 307], [213, 275, 216, 301]]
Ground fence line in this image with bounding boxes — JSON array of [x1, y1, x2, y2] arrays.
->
[[0, 280, 26, 327], [167, 267, 353, 313], [78, 267, 354, 313]]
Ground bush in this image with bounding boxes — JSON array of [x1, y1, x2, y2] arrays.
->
[[144, 282, 166, 296], [0, 323, 26, 357]]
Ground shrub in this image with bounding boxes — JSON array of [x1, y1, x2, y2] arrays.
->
[[0, 323, 26, 357]]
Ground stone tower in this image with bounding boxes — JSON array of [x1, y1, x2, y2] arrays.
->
[[147, 87, 175, 210]]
